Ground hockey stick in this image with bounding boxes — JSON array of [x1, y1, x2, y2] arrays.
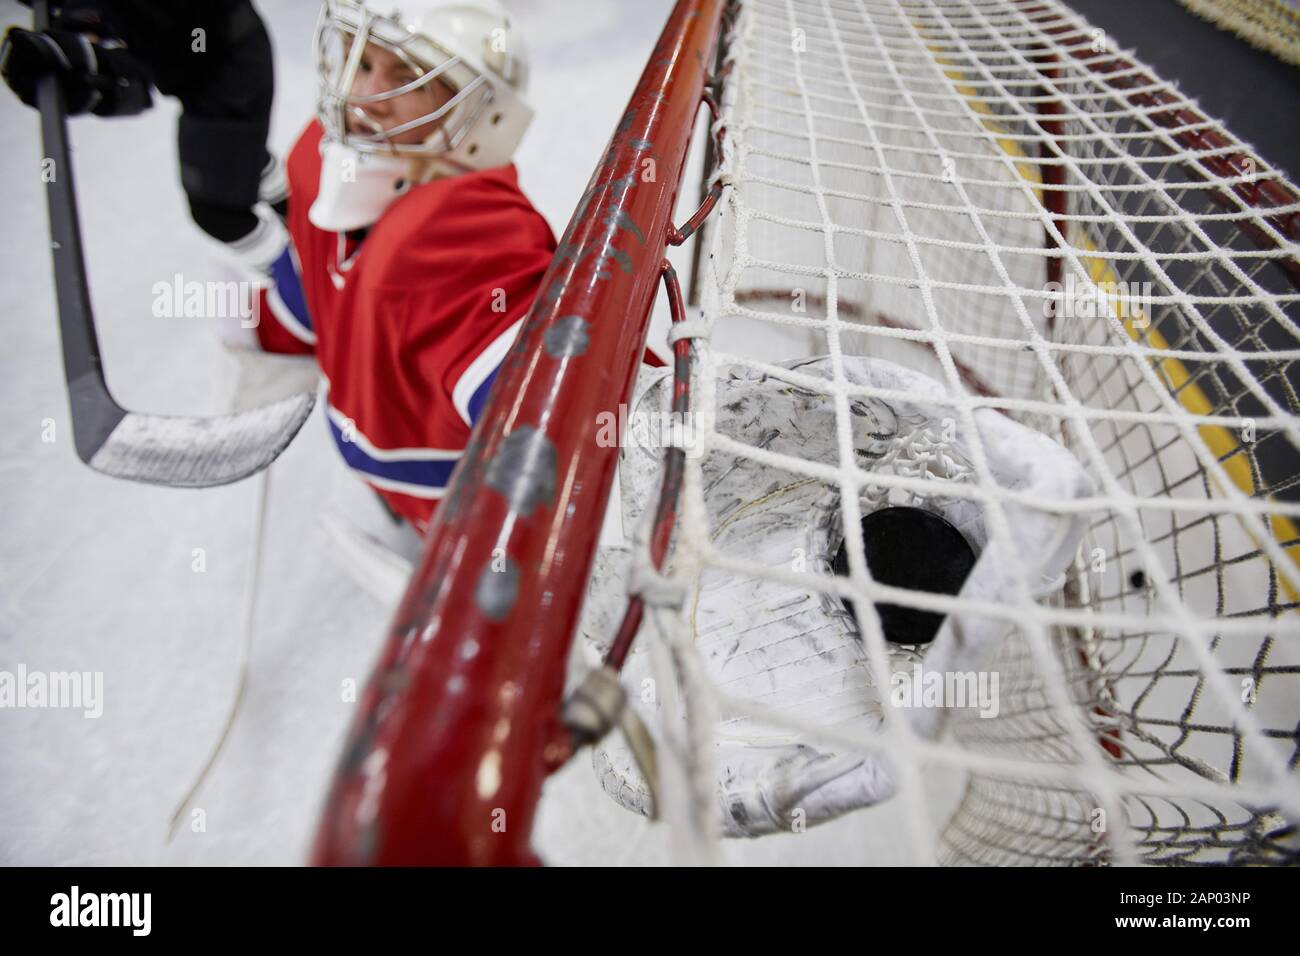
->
[[30, 0, 314, 488]]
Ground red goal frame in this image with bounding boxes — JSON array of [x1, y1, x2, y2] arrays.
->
[[311, 0, 729, 866]]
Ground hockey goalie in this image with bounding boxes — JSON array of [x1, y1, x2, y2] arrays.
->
[[241, 0, 555, 541], [212, 0, 1097, 846]]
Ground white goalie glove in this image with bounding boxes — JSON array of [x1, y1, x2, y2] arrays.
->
[[578, 356, 1093, 838]]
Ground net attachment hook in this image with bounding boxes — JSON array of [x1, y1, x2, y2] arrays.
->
[[667, 85, 728, 246], [550, 259, 700, 816]]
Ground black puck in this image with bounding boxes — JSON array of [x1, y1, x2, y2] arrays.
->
[[831, 506, 977, 644]]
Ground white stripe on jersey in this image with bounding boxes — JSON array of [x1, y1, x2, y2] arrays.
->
[[451, 317, 524, 427]]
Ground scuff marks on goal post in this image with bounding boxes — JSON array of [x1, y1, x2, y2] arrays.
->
[[310, 0, 729, 867]]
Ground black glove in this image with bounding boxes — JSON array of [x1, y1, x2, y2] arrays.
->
[[0, 25, 152, 116]]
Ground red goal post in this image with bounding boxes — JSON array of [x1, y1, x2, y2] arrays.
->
[[311, 0, 731, 866], [310, 0, 1300, 867]]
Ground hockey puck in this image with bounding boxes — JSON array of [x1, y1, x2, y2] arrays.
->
[[831, 506, 977, 645]]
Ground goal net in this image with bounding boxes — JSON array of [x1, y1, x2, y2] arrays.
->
[[581, 0, 1300, 865]]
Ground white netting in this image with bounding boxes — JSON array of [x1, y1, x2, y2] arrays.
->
[[576, 0, 1300, 865]]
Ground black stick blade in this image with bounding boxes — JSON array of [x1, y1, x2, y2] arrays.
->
[[30, 0, 315, 491]]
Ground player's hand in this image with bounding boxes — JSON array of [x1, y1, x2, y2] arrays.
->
[[0, 27, 103, 114]]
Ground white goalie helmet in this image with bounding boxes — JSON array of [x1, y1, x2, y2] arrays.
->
[[310, 0, 533, 231]]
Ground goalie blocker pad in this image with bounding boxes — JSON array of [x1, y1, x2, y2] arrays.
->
[[579, 356, 1092, 838]]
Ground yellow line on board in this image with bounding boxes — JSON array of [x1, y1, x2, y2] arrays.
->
[[1081, 241, 1300, 601], [929, 44, 1300, 601]]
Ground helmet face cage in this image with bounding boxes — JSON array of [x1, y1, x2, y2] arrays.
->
[[315, 0, 495, 157]]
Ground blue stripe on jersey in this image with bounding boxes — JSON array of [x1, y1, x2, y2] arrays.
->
[[466, 365, 500, 424], [451, 318, 523, 427], [269, 243, 312, 334], [326, 405, 460, 498]]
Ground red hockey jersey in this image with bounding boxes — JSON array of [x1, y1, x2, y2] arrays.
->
[[256, 121, 557, 531]]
